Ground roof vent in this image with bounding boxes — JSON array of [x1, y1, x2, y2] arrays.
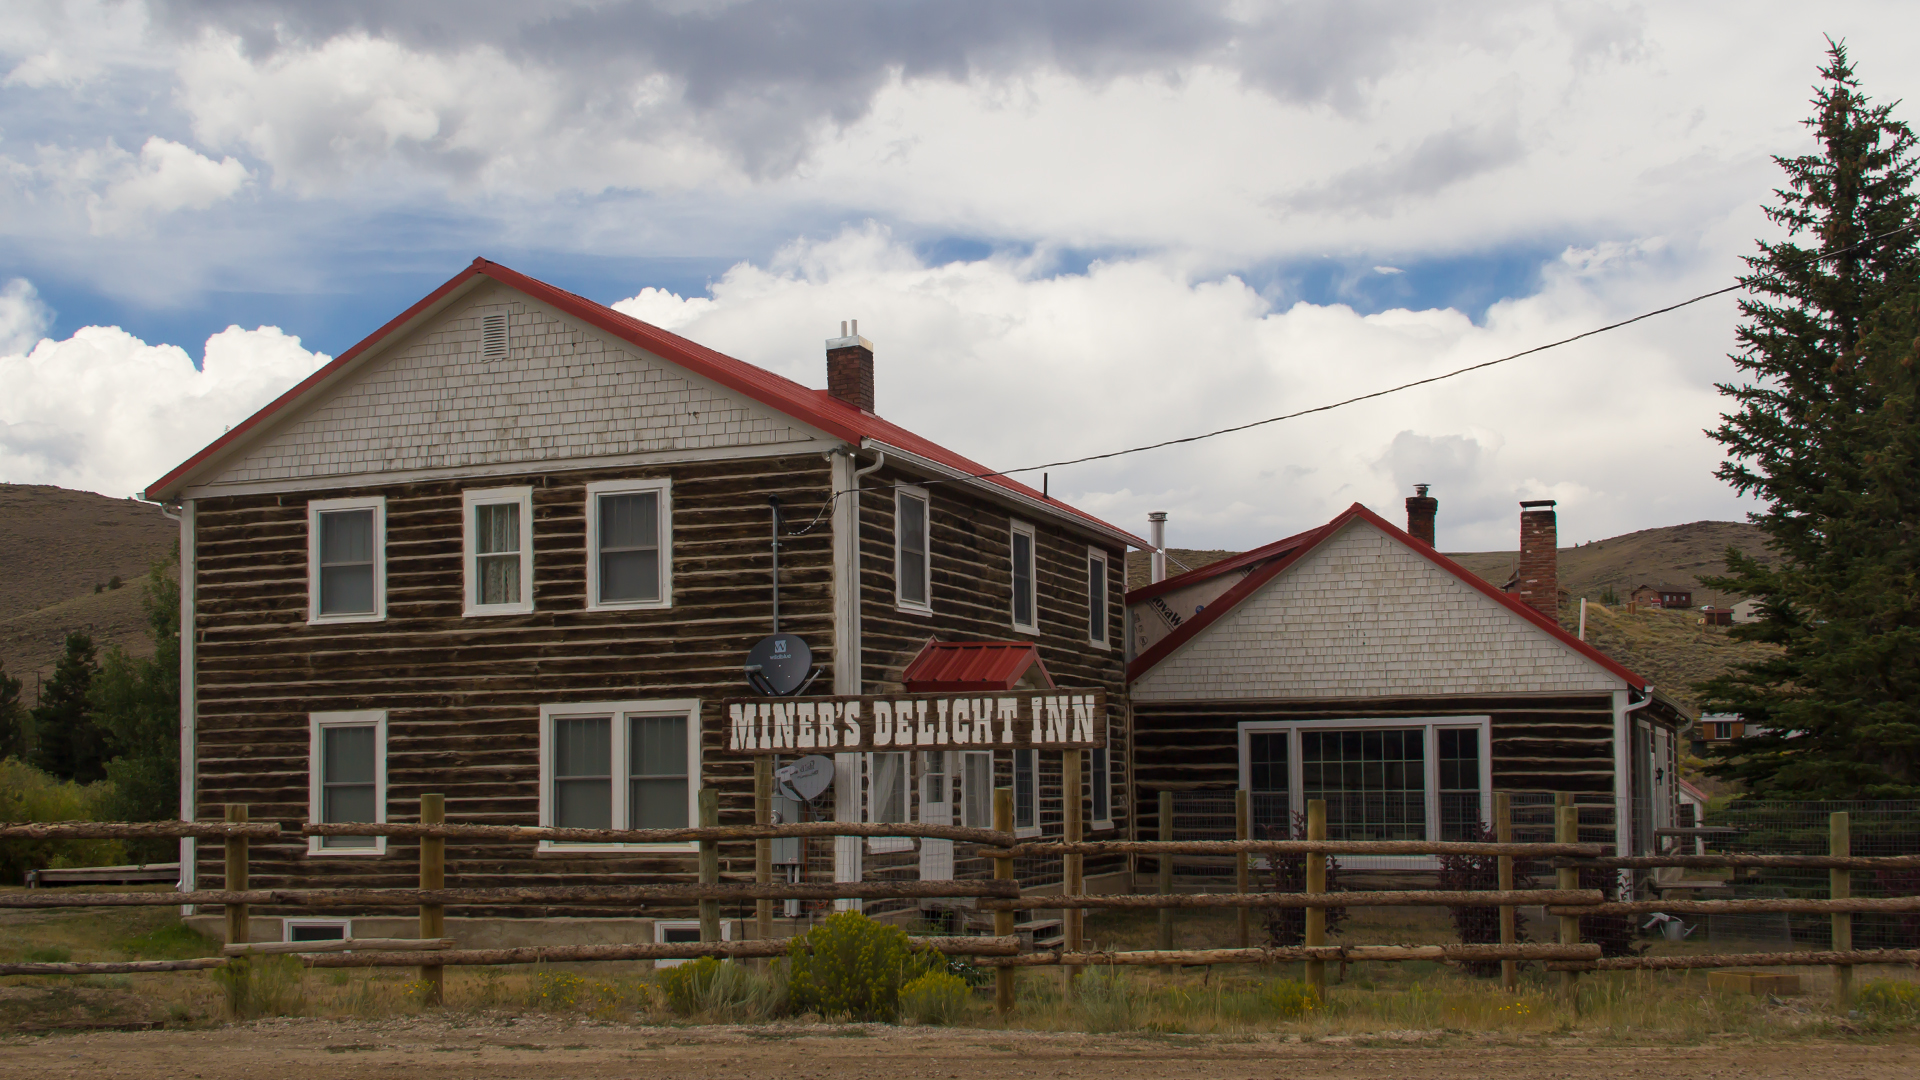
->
[[481, 313, 508, 360]]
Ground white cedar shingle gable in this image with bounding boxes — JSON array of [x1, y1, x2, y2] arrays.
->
[[207, 283, 818, 488], [1130, 519, 1624, 702]]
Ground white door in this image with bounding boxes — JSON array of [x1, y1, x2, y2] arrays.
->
[[919, 751, 954, 881]]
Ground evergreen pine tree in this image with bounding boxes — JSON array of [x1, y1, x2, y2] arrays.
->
[[0, 658, 25, 760], [1701, 41, 1920, 797], [27, 631, 106, 782], [94, 557, 183, 851]]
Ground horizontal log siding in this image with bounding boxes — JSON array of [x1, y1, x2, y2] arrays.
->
[[1131, 695, 1618, 838], [853, 467, 1130, 884], [191, 455, 834, 917]]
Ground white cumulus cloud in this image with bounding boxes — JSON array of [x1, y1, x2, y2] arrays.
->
[[85, 136, 251, 235], [0, 306, 328, 498]]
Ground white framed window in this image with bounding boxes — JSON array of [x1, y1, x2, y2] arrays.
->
[[1237, 716, 1492, 867], [1010, 519, 1038, 635], [307, 710, 387, 856], [463, 486, 534, 616], [307, 497, 386, 624], [1087, 546, 1109, 647], [284, 918, 351, 943], [1090, 746, 1113, 830], [652, 918, 731, 967], [959, 751, 993, 830], [1012, 748, 1039, 836], [866, 752, 913, 853], [586, 478, 672, 611], [538, 699, 699, 851], [895, 484, 932, 614]]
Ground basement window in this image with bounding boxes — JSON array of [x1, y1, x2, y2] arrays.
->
[[284, 919, 351, 943]]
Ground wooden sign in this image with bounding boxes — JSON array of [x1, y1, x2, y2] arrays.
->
[[718, 690, 1107, 755]]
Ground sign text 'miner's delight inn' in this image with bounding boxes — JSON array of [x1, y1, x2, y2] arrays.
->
[[723, 690, 1107, 754]]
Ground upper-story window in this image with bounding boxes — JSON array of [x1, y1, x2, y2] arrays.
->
[[1087, 547, 1109, 647], [463, 487, 535, 616], [308, 496, 386, 624], [586, 478, 672, 610], [1010, 519, 1038, 635], [896, 485, 931, 613]]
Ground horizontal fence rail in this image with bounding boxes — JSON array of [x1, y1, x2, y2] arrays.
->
[[0, 821, 281, 840], [1546, 896, 1920, 917], [1546, 950, 1920, 972], [981, 943, 1604, 968], [1555, 854, 1920, 871], [983, 839, 1609, 859], [0, 880, 1020, 909], [303, 821, 1015, 846], [981, 889, 1603, 911]]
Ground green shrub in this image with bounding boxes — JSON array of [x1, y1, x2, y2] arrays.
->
[[786, 911, 937, 1022], [22, 945, 72, 963], [210, 955, 306, 1018], [1257, 979, 1322, 1019], [655, 957, 779, 1020], [118, 922, 216, 960], [1856, 979, 1920, 1018], [0, 758, 126, 885], [899, 971, 972, 1025], [1071, 968, 1140, 1032]]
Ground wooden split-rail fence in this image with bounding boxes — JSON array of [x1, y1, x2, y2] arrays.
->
[[4, 791, 1918, 1017]]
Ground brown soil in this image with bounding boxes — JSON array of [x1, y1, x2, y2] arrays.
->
[[1, 1018, 1913, 1079], [0, 484, 174, 693]]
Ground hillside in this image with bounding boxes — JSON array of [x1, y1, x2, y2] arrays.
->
[[1562, 602, 1775, 713], [0, 484, 175, 698], [1445, 520, 1771, 608]]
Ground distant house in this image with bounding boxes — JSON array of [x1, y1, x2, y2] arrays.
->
[[1730, 597, 1764, 624], [1700, 607, 1733, 627], [1631, 584, 1693, 609], [1692, 712, 1745, 755]]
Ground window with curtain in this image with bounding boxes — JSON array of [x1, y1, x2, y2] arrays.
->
[[319, 724, 378, 849], [317, 508, 375, 616], [475, 503, 520, 603], [870, 753, 908, 822], [553, 715, 613, 829], [961, 752, 992, 829], [1013, 748, 1037, 831], [897, 489, 929, 609], [1011, 522, 1036, 632]]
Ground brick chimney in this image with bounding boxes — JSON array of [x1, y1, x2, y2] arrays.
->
[[1517, 499, 1558, 619], [826, 320, 874, 412], [1404, 484, 1437, 546]]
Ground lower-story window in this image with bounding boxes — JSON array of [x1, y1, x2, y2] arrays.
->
[[1238, 717, 1490, 855], [540, 699, 699, 850], [1012, 749, 1038, 835], [960, 751, 993, 829], [308, 710, 387, 855]]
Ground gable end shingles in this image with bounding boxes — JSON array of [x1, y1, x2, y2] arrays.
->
[[1130, 520, 1623, 701], [210, 286, 817, 487]]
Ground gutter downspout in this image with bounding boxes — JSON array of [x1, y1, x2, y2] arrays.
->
[[832, 449, 885, 909], [160, 500, 196, 910]]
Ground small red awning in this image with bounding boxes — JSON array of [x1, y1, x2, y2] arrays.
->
[[901, 639, 1057, 692]]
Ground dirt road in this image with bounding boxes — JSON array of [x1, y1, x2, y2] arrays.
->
[[3, 1018, 1914, 1080]]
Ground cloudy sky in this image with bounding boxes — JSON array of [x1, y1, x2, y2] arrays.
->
[[3, 1, 1916, 552]]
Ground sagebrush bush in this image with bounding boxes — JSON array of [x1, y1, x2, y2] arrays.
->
[[1258, 979, 1321, 1019], [210, 955, 306, 1018], [786, 911, 937, 1022], [899, 971, 972, 1025], [656, 957, 779, 1020], [1856, 979, 1920, 1018]]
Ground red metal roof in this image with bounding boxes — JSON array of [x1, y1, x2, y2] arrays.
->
[[901, 640, 1056, 692], [145, 259, 1147, 548], [1125, 502, 1646, 689]]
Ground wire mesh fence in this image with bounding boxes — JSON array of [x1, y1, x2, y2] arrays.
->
[[1697, 800, 1920, 950]]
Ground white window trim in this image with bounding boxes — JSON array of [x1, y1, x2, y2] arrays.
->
[[1010, 519, 1039, 636], [462, 486, 535, 616], [307, 710, 388, 857], [585, 477, 673, 611], [537, 698, 700, 852], [652, 918, 732, 967], [1235, 715, 1492, 869], [1086, 545, 1110, 648], [1089, 745, 1114, 831], [283, 918, 352, 942], [865, 752, 914, 853], [894, 483, 933, 616], [1012, 748, 1040, 838], [307, 496, 387, 625]]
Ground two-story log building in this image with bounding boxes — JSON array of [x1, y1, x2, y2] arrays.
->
[[146, 259, 1142, 944]]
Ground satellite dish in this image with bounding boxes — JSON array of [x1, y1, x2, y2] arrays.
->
[[775, 755, 835, 802], [745, 633, 813, 695]]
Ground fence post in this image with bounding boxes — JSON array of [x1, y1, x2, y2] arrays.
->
[[699, 787, 721, 943], [1495, 791, 1516, 992], [754, 759, 773, 950], [1063, 748, 1083, 993], [1157, 790, 1174, 969], [1305, 798, 1326, 998], [223, 803, 248, 1021], [1555, 794, 1580, 1002], [419, 793, 445, 1006], [993, 787, 1015, 1019], [1235, 789, 1251, 950], [1831, 811, 1852, 1007]]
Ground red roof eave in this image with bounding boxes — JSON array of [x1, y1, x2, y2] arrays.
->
[[1127, 502, 1646, 689]]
